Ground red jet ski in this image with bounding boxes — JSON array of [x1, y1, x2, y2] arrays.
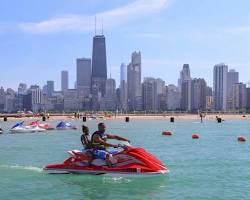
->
[[44, 145, 169, 176], [30, 121, 55, 130]]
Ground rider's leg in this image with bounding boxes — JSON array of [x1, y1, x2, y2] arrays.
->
[[86, 151, 93, 165], [105, 153, 113, 167]]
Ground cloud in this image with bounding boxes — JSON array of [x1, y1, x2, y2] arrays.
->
[[132, 32, 164, 39], [0, 22, 17, 34], [177, 24, 250, 43], [224, 25, 250, 34], [18, 0, 169, 34]]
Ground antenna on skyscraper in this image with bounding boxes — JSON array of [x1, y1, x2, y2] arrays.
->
[[101, 18, 103, 35], [95, 16, 97, 35]]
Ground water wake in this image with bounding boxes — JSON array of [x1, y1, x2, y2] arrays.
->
[[0, 164, 43, 172]]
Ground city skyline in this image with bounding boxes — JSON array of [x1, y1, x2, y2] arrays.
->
[[0, 44, 250, 113], [1, 0, 250, 89]]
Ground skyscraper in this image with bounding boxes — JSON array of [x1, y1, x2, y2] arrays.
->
[[213, 63, 228, 110], [76, 58, 91, 90], [180, 64, 192, 111], [120, 63, 127, 111], [181, 80, 191, 111], [61, 71, 69, 93], [232, 83, 246, 110], [29, 85, 43, 112], [76, 58, 92, 110], [91, 34, 107, 110], [105, 78, 116, 97], [167, 84, 181, 110], [102, 78, 117, 110], [18, 83, 27, 95], [127, 51, 142, 111], [246, 87, 250, 111], [142, 77, 157, 112], [155, 78, 165, 110], [120, 63, 126, 82], [178, 64, 191, 90], [227, 69, 239, 109], [64, 89, 78, 111], [47, 81, 54, 97], [181, 64, 191, 81], [0, 87, 5, 112], [91, 35, 107, 97], [191, 78, 207, 111]]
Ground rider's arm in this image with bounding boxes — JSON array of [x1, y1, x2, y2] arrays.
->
[[81, 134, 85, 146], [81, 134, 89, 146], [93, 135, 118, 148], [107, 134, 130, 143]]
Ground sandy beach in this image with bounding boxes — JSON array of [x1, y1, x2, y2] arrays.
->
[[1, 113, 250, 122]]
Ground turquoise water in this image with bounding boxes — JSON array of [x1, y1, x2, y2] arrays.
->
[[0, 118, 250, 200]]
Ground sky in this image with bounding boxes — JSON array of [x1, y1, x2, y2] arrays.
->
[[1, 0, 250, 90]]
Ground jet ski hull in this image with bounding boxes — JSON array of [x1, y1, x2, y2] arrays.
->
[[44, 147, 169, 176], [10, 126, 46, 133], [44, 167, 168, 176]]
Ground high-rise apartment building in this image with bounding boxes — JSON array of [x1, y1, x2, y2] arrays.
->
[[246, 87, 250, 111], [178, 64, 191, 90], [46, 81, 54, 98], [76, 58, 91, 90], [120, 63, 127, 111], [181, 64, 191, 81], [18, 83, 27, 95], [191, 78, 207, 111], [227, 69, 239, 109], [76, 58, 92, 110], [127, 51, 142, 111], [29, 85, 43, 112], [167, 84, 181, 110], [180, 64, 192, 111], [0, 87, 5, 112], [232, 83, 246, 110], [102, 78, 116, 110], [61, 71, 69, 93], [142, 77, 157, 112], [181, 80, 192, 111], [213, 63, 228, 110]]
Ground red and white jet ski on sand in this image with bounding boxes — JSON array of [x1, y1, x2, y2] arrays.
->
[[44, 144, 169, 176]]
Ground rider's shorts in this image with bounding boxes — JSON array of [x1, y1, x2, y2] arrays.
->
[[93, 149, 118, 160]]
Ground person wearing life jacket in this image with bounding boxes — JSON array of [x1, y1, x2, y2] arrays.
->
[[81, 125, 93, 165], [81, 125, 92, 149], [91, 122, 130, 167]]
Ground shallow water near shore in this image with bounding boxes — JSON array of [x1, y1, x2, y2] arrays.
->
[[0, 118, 250, 200]]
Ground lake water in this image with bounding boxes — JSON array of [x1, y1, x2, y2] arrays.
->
[[0, 118, 250, 200]]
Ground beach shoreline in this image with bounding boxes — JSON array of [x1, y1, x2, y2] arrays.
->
[[0, 113, 249, 121]]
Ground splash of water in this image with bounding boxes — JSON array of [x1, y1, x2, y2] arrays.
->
[[0, 164, 43, 172]]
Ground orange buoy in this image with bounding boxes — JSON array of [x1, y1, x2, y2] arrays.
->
[[162, 130, 173, 136], [192, 134, 200, 139], [238, 136, 247, 142]]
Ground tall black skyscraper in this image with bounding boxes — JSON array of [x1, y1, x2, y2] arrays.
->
[[92, 35, 107, 79], [91, 34, 107, 110]]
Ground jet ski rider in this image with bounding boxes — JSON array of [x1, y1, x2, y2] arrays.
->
[[81, 125, 92, 149], [91, 122, 130, 167], [81, 125, 94, 165]]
